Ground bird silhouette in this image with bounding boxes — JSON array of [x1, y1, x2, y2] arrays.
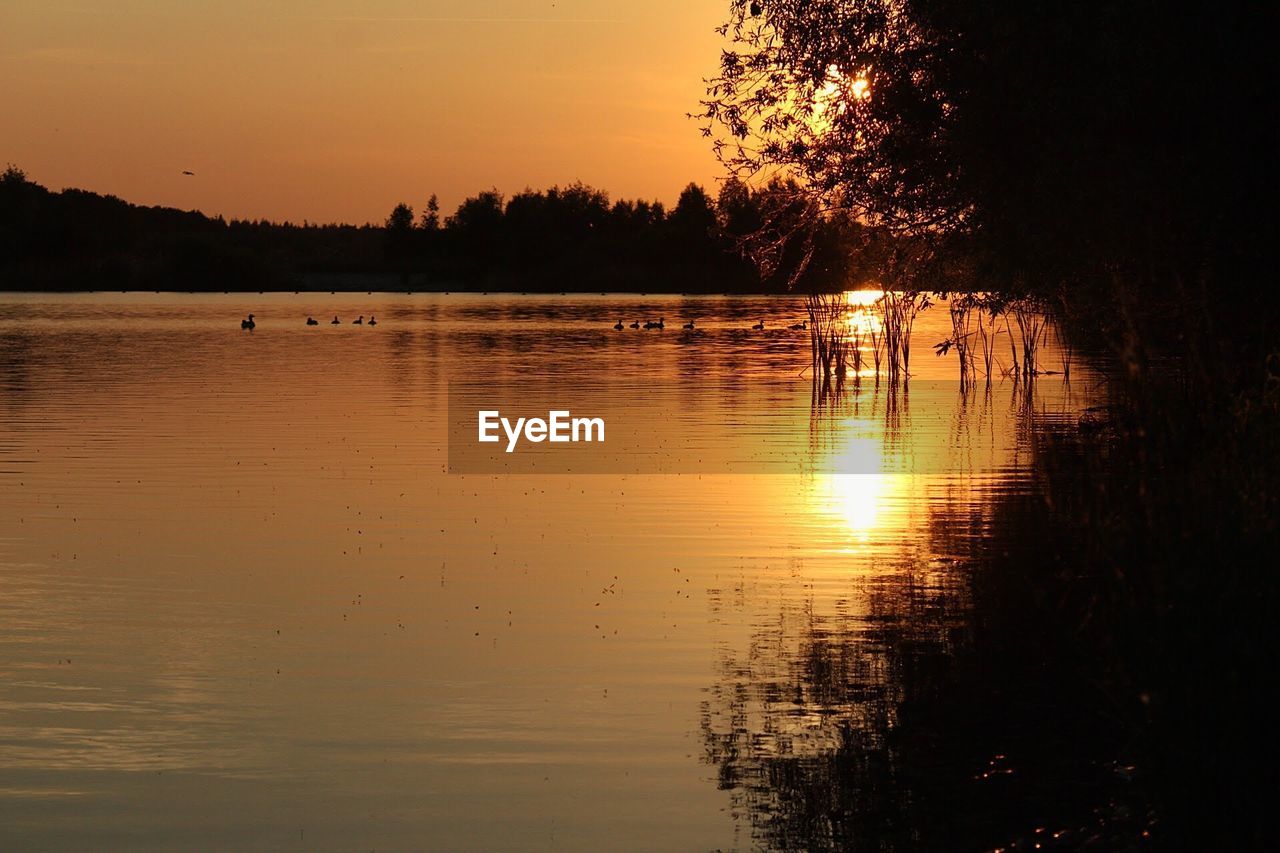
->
[[352, 315, 364, 325], [683, 320, 695, 329], [331, 315, 340, 325], [789, 320, 807, 330], [368, 316, 377, 326], [181, 170, 195, 176], [241, 314, 255, 330], [613, 320, 624, 330], [306, 316, 319, 325], [751, 319, 765, 330]]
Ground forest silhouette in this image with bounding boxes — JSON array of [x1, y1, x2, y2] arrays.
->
[[0, 167, 882, 294]]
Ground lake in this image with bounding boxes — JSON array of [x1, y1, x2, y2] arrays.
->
[[0, 292, 1108, 850]]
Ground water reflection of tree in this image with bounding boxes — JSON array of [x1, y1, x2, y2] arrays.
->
[[704, 386, 1160, 851], [701, 529, 970, 851]]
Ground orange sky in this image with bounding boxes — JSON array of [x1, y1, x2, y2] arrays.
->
[[1, 1, 729, 224]]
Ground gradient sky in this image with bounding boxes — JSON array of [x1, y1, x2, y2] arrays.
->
[[1, 1, 730, 224]]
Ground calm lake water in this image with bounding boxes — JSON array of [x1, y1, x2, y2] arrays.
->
[[0, 292, 1106, 850]]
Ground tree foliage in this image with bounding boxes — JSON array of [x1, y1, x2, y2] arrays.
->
[[700, 0, 1270, 314]]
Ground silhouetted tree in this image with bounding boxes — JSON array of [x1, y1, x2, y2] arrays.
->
[[668, 183, 717, 236], [0, 165, 34, 266], [1, 164, 27, 190], [716, 177, 762, 239], [385, 202, 416, 284], [445, 190, 505, 268], [666, 183, 722, 266], [701, 0, 1271, 379], [386, 203, 414, 232], [420, 194, 440, 231]]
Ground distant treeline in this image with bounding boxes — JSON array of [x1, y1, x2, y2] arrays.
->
[[0, 166, 883, 293]]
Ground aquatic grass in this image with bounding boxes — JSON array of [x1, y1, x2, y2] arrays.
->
[[868, 317, 885, 387], [848, 321, 866, 385], [935, 293, 982, 391], [1011, 297, 1053, 380], [876, 290, 931, 386], [976, 302, 999, 385], [805, 291, 851, 391]]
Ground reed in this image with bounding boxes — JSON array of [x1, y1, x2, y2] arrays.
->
[[948, 294, 980, 390], [976, 302, 998, 386], [805, 291, 851, 391], [877, 290, 931, 385], [1010, 297, 1052, 380], [849, 323, 866, 386], [1004, 312, 1020, 378], [868, 319, 885, 386], [1052, 297, 1075, 379]]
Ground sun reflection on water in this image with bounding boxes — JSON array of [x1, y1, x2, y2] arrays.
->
[[819, 434, 892, 544], [828, 472, 889, 542], [844, 291, 884, 338]]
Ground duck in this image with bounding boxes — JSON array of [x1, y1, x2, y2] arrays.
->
[[613, 320, 624, 330], [352, 315, 364, 325], [629, 320, 640, 329], [306, 316, 319, 326], [331, 315, 340, 325], [789, 320, 807, 330], [241, 314, 256, 330], [751, 319, 765, 331], [683, 320, 696, 329], [644, 317, 665, 330], [368, 316, 377, 326]]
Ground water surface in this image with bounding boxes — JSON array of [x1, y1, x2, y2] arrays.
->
[[0, 292, 1103, 850]]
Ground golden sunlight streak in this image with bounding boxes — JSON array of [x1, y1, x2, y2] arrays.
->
[[844, 289, 884, 338], [820, 436, 891, 542], [846, 289, 883, 306], [829, 473, 888, 540]]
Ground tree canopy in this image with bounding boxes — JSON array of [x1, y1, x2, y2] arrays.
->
[[700, 0, 1270, 308]]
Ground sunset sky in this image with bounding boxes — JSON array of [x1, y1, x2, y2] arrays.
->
[[1, 1, 728, 224]]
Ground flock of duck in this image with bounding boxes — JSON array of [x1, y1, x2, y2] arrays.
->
[[240, 314, 377, 329], [612, 317, 807, 332], [240, 314, 808, 332]]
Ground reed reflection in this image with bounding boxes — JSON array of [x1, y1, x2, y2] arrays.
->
[[702, 375, 1145, 851], [700, 545, 969, 851]]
